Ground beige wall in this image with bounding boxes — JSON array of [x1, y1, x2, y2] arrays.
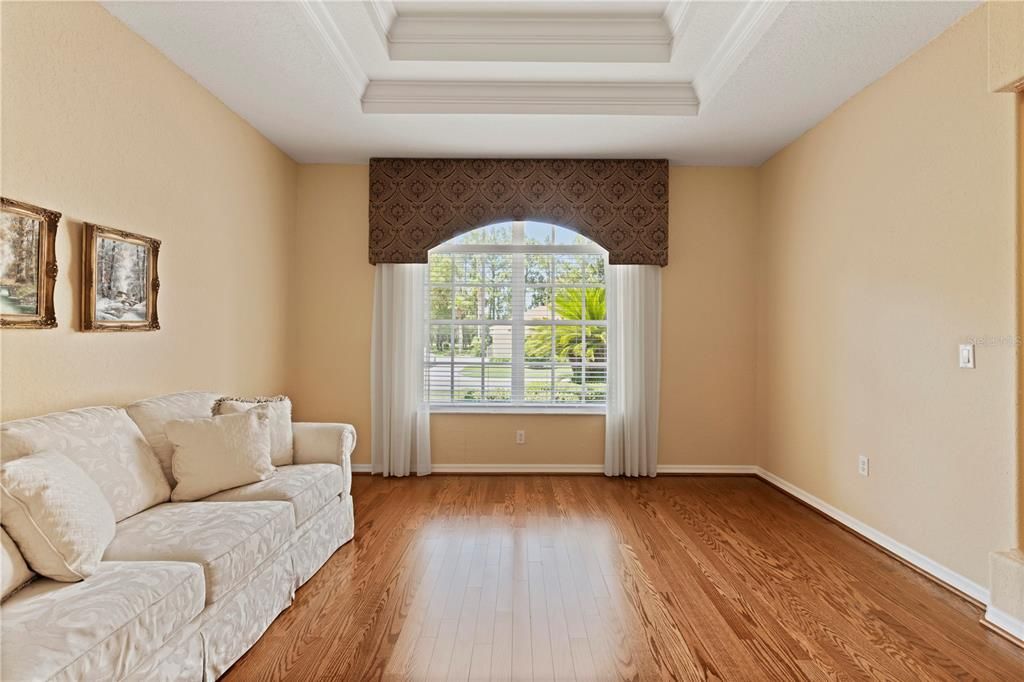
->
[[756, 7, 1017, 587], [0, 2, 297, 420], [989, 0, 1024, 92], [288, 165, 759, 467], [662, 168, 758, 466], [287, 166, 374, 454]]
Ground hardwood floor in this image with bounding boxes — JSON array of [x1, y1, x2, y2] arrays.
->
[[224, 475, 1024, 681]]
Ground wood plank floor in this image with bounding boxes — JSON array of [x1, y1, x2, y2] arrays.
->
[[224, 475, 1024, 681]]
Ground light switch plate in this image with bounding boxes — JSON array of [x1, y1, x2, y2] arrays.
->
[[959, 343, 975, 369]]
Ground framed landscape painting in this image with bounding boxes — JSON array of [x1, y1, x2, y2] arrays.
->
[[1, 197, 60, 329], [82, 223, 160, 331]]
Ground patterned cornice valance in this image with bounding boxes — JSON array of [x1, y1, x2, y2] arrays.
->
[[368, 158, 669, 265]]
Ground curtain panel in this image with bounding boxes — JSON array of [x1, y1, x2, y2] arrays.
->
[[370, 263, 431, 477], [368, 158, 669, 266], [604, 265, 662, 477]]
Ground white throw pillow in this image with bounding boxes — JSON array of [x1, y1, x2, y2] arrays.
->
[[0, 451, 116, 582], [1, 528, 33, 600], [167, 409, 275, 501], [213, 396, 293, 466]]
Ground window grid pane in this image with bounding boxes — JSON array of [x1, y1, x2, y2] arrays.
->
[[426, 222, 606, 407]]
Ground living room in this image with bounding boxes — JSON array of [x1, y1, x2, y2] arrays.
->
[[1, 1, 1023, 680]]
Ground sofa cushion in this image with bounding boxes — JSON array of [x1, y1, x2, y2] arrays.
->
[[1, 528, 33, 601], [1, 407, 170, 521], [125, 391, 221, 485], [1, 560, 204, 682], [103, 501, 293, 604], [1, 451, 116, 581], [204, 463, 344, 526]]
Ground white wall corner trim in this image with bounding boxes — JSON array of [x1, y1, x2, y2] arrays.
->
[[361, 81, 699, 116], [299, 0, 370, 98], [983, 606, 1024, 644], [755, 467, 990, 605], [694, 0, 788, 105], [364, 0, 397, 51], [662, 0, 696, 57]]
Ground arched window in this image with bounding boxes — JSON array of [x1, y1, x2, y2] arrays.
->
[[426, 221, 607, 409]]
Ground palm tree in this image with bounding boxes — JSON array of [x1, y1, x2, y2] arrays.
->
[[525, 288, 606, 384]]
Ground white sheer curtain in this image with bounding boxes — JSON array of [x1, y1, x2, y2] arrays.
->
[[604, 264, 662, 477], [371, 263, 431, 477]]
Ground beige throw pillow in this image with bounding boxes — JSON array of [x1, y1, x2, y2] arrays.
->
[[213, 396, 293, 466], [1, 527, 34, 600], [167, 409, 275, 501], [0, 451, 116, 581]]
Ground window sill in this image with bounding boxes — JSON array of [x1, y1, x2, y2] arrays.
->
[[429, 405, 606, 416]]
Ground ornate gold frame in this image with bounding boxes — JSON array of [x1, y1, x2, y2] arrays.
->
[[1, 197, 60, 329], [82, 223, 160, 332]]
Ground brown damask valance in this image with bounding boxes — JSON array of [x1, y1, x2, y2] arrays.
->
[[368, 158, 668, 265]]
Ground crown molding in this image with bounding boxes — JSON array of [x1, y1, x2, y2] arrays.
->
[[662, 0, 697, 57], [385, 14, 672, 63], [362, 80, 699, 115], [695, 0, 788, 105], [298, 0, 369, 98], [364, 0, 397, 52]]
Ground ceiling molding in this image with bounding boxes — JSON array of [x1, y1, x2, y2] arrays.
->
[[298, 0, 369, 98], [364, 0, 397, 52], [385, 15, 672, 63], [695, 0, 788, 105], [362, 80, 698, 115], [662, 0, 697, 57]]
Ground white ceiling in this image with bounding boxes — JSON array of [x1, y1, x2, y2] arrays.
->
[[102, 0, 977, 165]]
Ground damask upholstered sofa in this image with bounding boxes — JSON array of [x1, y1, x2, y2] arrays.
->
[[0, 391, 356, 681]]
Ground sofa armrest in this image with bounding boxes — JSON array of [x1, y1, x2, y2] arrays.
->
[[292, 422, 356, 495]]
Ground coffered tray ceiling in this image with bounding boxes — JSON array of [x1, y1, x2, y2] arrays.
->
[[103, 0, 977, 165]]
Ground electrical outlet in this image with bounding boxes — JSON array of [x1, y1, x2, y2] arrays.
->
[[858, 455, 870, 477], [515, 430, 526, 445]]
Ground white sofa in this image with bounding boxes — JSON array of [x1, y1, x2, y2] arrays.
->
[[0, 391, 356, 682]]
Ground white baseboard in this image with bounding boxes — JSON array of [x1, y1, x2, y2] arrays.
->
[[658, 464, 758, 475], [352, 463, 756, 475], [755, 467, 990, 605], [351, 463, 603, 474], [433, 463, 606, 474], [984, 606, 1024, 644]]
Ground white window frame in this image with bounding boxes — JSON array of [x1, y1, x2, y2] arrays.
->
[[426, 222, 607, 414]]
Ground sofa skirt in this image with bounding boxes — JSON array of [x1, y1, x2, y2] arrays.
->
[[124, 494, 355, 681]]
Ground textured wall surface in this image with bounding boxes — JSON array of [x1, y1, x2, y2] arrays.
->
[[757, 7, 1017, 587], [1, 2, 297, 419]]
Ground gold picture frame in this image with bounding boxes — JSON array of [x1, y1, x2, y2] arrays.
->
[[1, 197, 60, 329], [82, 223, 160, 331]]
